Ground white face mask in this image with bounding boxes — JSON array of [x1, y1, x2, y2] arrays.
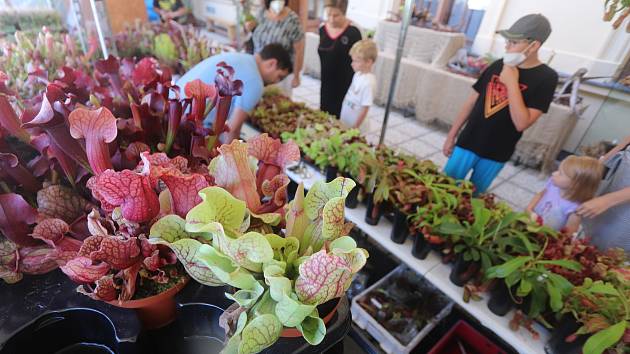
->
[[270, 0, 284, 14], [503, 42, 535, 66]]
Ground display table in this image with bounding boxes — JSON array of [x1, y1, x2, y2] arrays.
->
[[282, 158, 550, 354], [374, 20, 466, 67]]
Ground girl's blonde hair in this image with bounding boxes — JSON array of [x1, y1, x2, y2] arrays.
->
[[350, 39, 378, 62], [323, 0, 348, 14], [560, 155, 604, 203]]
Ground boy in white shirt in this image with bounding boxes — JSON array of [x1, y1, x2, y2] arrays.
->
[[340, 39, 378, 134]]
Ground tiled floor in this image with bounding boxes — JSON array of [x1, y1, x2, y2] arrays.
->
[[291, 75, 549, 211]]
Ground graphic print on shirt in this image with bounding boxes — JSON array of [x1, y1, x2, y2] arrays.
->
[[484, 74, 528, 118]]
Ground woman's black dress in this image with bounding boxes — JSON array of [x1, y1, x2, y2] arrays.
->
[[318, 24, 362, 118]]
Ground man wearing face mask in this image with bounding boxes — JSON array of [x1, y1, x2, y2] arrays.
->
[[442, 14, 559, 194]]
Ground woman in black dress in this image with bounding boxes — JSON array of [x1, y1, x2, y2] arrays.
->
[[318, 0, 362, 118]]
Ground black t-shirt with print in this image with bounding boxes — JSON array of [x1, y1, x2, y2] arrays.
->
[[456, 59, 558, 162]]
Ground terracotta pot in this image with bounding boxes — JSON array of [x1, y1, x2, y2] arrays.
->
[[108, 277, 189, 330], [280, 298, 341, 338]]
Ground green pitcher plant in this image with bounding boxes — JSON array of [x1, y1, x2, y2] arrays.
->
[[149, 177, 368, 354]]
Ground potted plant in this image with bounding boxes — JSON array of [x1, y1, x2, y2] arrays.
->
[[485, 246, 582, 319], [149, 139, 368, 353], [554, 271, 630, 354]]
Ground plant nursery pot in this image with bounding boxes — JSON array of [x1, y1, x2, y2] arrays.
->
[[280, 298, 341, 338], [0, 308, 120, 354], [108, 277, 189, 330], [411, 232, 431, 260], [345, 176, 360, 209], [545, 315, 586, 354], [325, 165, 338, 182], [287, 179, 298, 201], [390, 209, 410, 244], [487, 282, 514, 317], [365, 193, 383, 226], [449, 256, 479, 287]]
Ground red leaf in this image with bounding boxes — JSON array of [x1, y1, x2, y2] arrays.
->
[[79, 235, 105, 257], [31, 218, 70, 246], [69, 107, 118, 175], [161, 173, 209, 218], [95, 55, 120, 74], [37, 184, 91, 223], [60, 256, 110, 283], [0, 193, 39, 246], [18, 245, 59, 274], [80, 274, 118, 301], [90, 236, 141, 270], [89, 169, 160, 223], [119, 262, 141, 301], [132, 57, 159, 86]]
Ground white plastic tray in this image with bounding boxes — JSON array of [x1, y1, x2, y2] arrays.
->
[[351, 265, 454, 354]]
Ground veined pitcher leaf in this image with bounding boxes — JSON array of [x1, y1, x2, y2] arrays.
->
[[185, 187, 248, 237], [295, 250, 353, 305], [297, 311, 326, 346], [212, 225, 274, 273], [275, 292, 317, 327], [196, 244, 259, 290], [152, 238, 224, 286], [238, 314, 282, 354]]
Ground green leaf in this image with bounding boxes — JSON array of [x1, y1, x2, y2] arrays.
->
[[196, 244, 258, 290], [212, 226, 274, 273], [152, 238, 224, 286], [221, 311, 248, 354], [275, 292, 317, 327], [471, 198, 492, 235], [548, 273, 574, 296], [546, 280, 563, 312], [329, 236, 357, 252], [583, 321, 626, 354], [226, 281, 265, 309], [486, 256, 532, 279], [297, 311, 326, 346], [588, 281, 619, 296], [295, 250, 354, 305], [150, 214, 205, 243], [238, 314, 283, 354], [538, 259, 582, 272], [517, 279, 533, 297], [185, 187, 247, 237]]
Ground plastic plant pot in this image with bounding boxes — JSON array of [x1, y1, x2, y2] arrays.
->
[[427, 320, 507, 354], [287, 179, 298, 201], [390, 209, 410, 244], [365, 193, 383, 226], [449, 255, 480, 287], [545, 315, 586, 354], [0, 308, 119, 354], [345, 179, 360, 209], [487, 282, 514, 317], [325, 165, 338, 183], [411, 232, 431, 260], [107, 277, 189, 330]]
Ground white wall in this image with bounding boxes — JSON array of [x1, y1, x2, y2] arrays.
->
[[472, 0, 630, 77], [346, 0, 394, 30]]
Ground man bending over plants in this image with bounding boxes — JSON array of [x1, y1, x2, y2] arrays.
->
[[177, 43, 292, 142]]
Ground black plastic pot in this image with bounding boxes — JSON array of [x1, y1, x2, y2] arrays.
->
[[287, 179, 298, 201], [365, 193, 383, 226], [325, 165, 338, 182], [345, 182, 360, 209], [545, 315, 586, 354], [390, 209, 410, 244], [487, 282, 514, 316], [411, 232, 431, 260], [449, 255, 480, 287], [0, 308, 120, 354]]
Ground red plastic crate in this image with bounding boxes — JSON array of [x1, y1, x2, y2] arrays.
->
[[428, 320, 507, 354]]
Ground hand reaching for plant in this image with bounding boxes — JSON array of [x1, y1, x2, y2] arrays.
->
[[292, 74, 301, 88]]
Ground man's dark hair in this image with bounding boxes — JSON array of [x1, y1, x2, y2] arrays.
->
[[264, 0, 289, 9], [259, 43, 293, 73]]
